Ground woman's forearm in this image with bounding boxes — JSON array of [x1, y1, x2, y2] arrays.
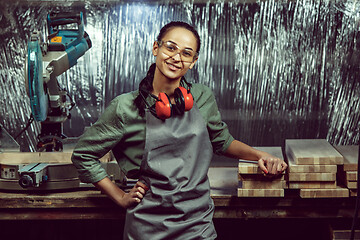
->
[[224, 140, 269, 161], [93, 177, 126, 207]]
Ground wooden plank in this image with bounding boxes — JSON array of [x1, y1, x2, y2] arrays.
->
[[299, 187, 349, 198], [346, 181, 357, 189], [288, 181, 336, 189], [334, 145, 358, 171], [238, 180, 286, 189], [288, 172, 336, 182], [346, 171, 357, 181], [287, 156, 337, 173], [0, 151, 112, 164], [238, 146, 284, 174], [239, 174, 285, 181], [285, 139, 344, 165], [238, 162, 286, 175], [237, 188, 284, 197], [238, 162, 261, 174]]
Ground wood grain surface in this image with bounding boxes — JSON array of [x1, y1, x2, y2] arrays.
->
[[237, 188, 284, 197], [288, 172, 336, 182], [238, 174, 285, 181], [287, 156, 337, 173], [346, 181, 357, 189], [346, 171, 357, 181], [238, 147, 286, 192], [288, 181, 336, 189], [238, 180, 286, 189], [238, 163, 261, 174], [285, 139, 344, 165], [299, 187, 349, 198]]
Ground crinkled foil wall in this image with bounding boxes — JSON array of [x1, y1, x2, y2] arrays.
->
[[0, 0, 359, 152]]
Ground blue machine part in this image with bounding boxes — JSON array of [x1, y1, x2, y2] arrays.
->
[[27, 40, 48, 122], [65, 38, 90, 68], [47, 12, 91, 68]]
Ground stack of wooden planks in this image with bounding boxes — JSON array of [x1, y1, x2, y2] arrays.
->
[[238, 147, 285, 197], [335, 145, 359, 197], [286, 139, 348, 198]]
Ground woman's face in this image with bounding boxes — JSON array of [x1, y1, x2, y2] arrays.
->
[[153, 27, 198, 81]]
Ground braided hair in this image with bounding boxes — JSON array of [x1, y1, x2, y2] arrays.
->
[[134, 21, 201, 117]]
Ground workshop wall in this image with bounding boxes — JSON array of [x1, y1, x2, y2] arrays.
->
[[0, 0, 359, 151]]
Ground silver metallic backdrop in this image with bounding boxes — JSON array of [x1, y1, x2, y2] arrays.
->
[[0, 0, 359, 152]]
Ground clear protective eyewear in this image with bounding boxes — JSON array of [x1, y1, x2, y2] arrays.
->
[[158, 40, 198, 63]]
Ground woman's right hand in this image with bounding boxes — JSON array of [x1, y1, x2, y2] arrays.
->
[[93, 177, 149, 209], [120, 181, 149, 208]]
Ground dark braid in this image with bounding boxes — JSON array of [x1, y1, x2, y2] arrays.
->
[[134, 21, 200, 117], [134, 63, 156, 117]]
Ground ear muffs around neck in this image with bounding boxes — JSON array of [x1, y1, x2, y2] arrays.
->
[[151, 86, 193, 120]]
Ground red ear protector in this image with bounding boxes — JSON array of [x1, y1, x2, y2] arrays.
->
[[140, 86, 194, 120], [155, 86, 193, 119]]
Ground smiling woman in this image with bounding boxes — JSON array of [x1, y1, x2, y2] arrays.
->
[[133, 21, 201, 118], [71, 21, 287, 240], [152, 27, 198, 91]]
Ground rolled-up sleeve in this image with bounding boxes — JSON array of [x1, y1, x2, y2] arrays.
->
[[194, 84, 234, 155], [71, 97, 124, 183]]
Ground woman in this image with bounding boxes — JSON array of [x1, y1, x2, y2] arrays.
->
[[71, 21, 287, 240]]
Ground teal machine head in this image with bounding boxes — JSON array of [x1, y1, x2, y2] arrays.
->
[[25, 11, 92, 151]]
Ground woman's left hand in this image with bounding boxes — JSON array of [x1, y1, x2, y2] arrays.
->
[[257, 155, 287, 175]]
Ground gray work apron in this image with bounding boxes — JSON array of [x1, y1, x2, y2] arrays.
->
[[123, 103, 217, 240]]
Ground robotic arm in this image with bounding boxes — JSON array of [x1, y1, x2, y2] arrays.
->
[[25, 12, 91, 151]]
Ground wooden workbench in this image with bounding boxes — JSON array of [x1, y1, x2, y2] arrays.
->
[[0, 190, 356, 220], [3, 190, 351, 240], [1, 146, 357, 239], [0, 167, 357, 240], [0, 144, 356, 221], [0, 164, 356, 221]]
